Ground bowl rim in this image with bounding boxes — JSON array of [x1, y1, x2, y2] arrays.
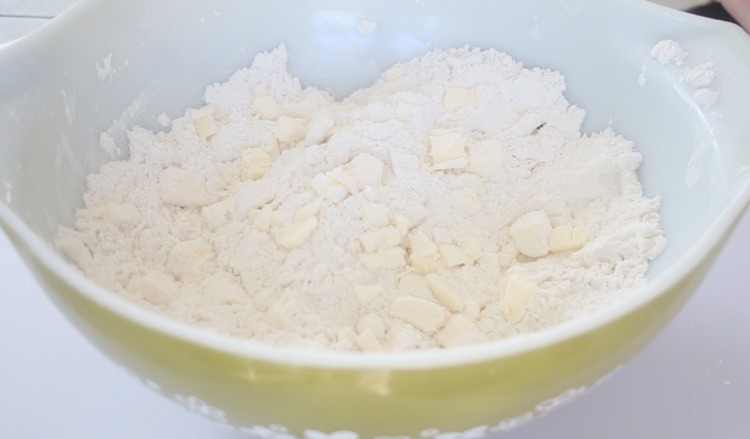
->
[[2, 0, 750, 371]]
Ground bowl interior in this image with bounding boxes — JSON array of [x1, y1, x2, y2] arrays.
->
[[1, 0, 750, 353]]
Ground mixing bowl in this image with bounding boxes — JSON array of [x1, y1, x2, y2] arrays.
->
[[2, 0, 750, 437]]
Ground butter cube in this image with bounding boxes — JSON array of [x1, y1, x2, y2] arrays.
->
[[355, 328, 383, 352], [311, 173, 349, 203], [407, 230, 440, 274], [450, 189, 482, 215], [305, 113, 336, 144], [166, 238, 215, 281], [240, 148, 273, 181], [356, 314, 386, 338], [425, 273, 465, 312], [510, 210, 552, 258], [467, 139, 505, 176], [394, 215, 411, 238], [362, 203, 390, 228], [359, 226, 402, 253], [131, 270, 178, 305], [354, 283, 385, 306], [389, 296, 448, 333], [252, 205, 274, 233], [293, 198, 323, 224], [102, 202, 140, 231], [195, 112, 220, 143], [436, 314, 489, 348], [346, 153, 385, 190], [443, 87, 478, 110], [498, 253, 516, 267], [572, 226, 590, 248], [325, 167, 359, 194], [498, 243, 519, 267], [397, 274, 430, 295], [273, 216, 318, 250], [548, 225, 590, 252], [462, 299, 481, 320], [456, 235, 482, 263], [438, 244, 471, 268], [500, 272, 538, 323], [429, 128, 467, 170], [272, 116, 308, 145], [201, 199, 232, 229], [359, 247, 407, 270], [231, 180, 277, 219], [158, 167, 209, 207], [251, 95, 283, 120]]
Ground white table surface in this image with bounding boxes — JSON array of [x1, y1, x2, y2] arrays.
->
[[2, 1, 749, 438]]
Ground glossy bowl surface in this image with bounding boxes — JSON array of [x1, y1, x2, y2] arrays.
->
[[1, 0, 750, 437]]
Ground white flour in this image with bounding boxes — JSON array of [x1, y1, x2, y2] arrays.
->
[[57, 46, 666, 351], [646, 39, 719, 107]]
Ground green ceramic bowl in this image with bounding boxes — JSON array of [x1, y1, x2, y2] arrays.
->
[[2, 0, 750, 437]]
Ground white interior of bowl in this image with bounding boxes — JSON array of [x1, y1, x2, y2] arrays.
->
[[1, 0, 750, 369]]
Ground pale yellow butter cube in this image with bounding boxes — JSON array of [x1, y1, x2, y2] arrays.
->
[[359, 226, 402, 253], [498, 242, 519, 267], [397, 274, 430, 295], [449, 189, 482, 215], [158, 167, 209, 207], [425, 273, 465, 312], [548, 225, 590, 252], [394, 215, 411, 238], [252, 205, 274, 233], [438, 244, 471, 268], [500, 272, 538, 323], [356, 314, 386, 338], [443, 87, 478, 110], [429, 128, 467, 168], [467, 138, 505, 176], [201, 199, 232, 229], [436, 314, 489, 348], [359, 247, 407, 270], [195, 113, 220, 143], [510, 210, 552, 258], [407, 230, 440, 273], [272, 116, 308, 145], [293, 198, 323, 224], [456, 235, 483, 263], [251, 95, 283, 120], [571, 226, 590, 248], [166, 238, 215, 281], [346, 153, 385, 190], [240, 148, 273, 181], [131, 270, 178, 306], [354, 283, 385, 306], [102, 202, 140, 231], [273, 216, 318, 250], [311, 173, 349, 203], [355, 327, 384, 352], [389, 296, 448, 333], [362, 203, 390, 228]]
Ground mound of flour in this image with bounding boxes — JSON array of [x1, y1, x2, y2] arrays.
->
[[57, 46, 666, 351]]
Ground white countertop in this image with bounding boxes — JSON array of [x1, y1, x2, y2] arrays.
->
[[2, 2, 749, 438]]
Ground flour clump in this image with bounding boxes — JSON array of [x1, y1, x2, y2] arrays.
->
[[56, 45, 667, 351]]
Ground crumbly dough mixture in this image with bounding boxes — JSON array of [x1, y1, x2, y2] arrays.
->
[[57, 46, 667, 351]]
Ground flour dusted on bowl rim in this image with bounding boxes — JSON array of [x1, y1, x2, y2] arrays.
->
[[56, 45, 667, 351]]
